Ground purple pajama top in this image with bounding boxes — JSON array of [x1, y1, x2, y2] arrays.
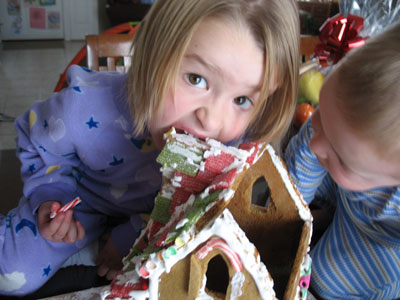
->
[[15, 65, 161, 256]]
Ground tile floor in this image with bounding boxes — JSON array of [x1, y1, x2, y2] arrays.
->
[[0, 40, 85, 150]]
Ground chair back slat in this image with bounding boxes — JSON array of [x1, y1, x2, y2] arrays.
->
[[86, 34, 134, 72], [300, 35, 319, 63]]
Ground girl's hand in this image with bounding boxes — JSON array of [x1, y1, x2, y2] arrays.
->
[[38, 200, 85, 243], [96, 235, 123, 280]]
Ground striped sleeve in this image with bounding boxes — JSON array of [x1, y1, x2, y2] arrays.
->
[[284, 118, 328, 204], [310, 188, 400, 299]]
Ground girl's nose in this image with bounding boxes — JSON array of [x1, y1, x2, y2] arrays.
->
[[195, 101, 223, 133]]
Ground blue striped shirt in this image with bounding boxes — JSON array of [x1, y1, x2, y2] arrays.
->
[[285, 119, 400, 299]]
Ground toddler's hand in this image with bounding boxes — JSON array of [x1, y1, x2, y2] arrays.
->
[[38, 200, 85, 243], [96, 235, 123, 280]]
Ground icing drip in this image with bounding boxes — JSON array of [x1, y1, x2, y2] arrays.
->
[[230, 272, 245, 300], [195, 275, 214, 300]]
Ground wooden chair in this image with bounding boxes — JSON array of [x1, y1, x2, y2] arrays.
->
[[85, 33, 319, 73], [86, 33, 135, 72], [299, 35, 320, 76], [300, 35, 320, 63]]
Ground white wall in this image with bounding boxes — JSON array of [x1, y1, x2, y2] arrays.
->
[[0, 0, 64, 40], [0, 0, 110, 41], [63, 0, 110, 41]]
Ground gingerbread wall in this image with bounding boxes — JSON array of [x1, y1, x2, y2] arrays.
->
[[227, 149, 311, 299]]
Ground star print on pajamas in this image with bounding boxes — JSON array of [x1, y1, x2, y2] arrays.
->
[[42, 265, 51, 277], [72, 86, 82, 93], [86, 117, 99, 129], [109, 155, 124, 166]]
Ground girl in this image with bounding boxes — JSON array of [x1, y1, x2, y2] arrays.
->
[[0, 0, 300, 296]]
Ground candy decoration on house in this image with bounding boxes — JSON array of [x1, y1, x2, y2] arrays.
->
[[101, 128, 313, 300], [298, 255, 312, 299], [314, 13, 366, 65]]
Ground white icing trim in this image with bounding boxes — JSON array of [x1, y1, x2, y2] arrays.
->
[[265, 145, 312, 222]]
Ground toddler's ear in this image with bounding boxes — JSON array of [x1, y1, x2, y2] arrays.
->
[[268, 80, 279, 96]]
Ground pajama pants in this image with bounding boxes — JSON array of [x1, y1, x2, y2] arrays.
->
[[0, 196, 106, 296]]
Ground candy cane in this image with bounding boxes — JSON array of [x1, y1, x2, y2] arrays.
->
[[196, 238, 242, 272], [50, 197, 82, 219]]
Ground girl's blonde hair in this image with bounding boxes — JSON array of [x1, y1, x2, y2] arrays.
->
[[128, 0, 300, 144], [336, 22, 400, 155]]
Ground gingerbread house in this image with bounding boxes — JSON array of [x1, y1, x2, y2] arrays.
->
[[101, 129, 312, 300]]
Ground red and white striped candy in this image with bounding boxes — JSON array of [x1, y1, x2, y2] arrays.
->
[[50, 197, 82, 219], [196, 238, 242, 272]]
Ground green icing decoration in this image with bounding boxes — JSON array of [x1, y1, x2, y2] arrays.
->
[[194, 190, 221, 208], [123, 245, 143, 271], [151, 196, 172, 224], [182, 206, 204, 231], [165, 190, 222, 243], [124, 246, 142, 263], [124, 261, 137, 272], [165, 226, 186, 244], [141, 243, 163, 259], [156, 142, 203, 176], [135, 190, 221, 261]]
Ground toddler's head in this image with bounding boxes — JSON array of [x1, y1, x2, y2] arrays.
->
[[128, 0, 300, 148], [310, 22, 400, 191]]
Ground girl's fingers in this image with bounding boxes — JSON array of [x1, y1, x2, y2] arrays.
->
[[63, 219, 85, 243], [106, 269, 118, 281], [41, 208, 83, 243], [52, 210, 73, 241], [50, 201, 61, 217], [97, 263, 110, 278], [42, 212, 64, 238], [63, 220, 77, 243], [76, 220, 86, 241]]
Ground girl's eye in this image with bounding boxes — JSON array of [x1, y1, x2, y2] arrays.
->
[[233, 96, 252, 109], [186, 73, 207, 89]]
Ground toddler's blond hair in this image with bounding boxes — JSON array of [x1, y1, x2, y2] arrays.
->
[[336, 22, 400, 155]]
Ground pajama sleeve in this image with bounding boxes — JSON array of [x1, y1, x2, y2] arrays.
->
[[284, 118, 329, 204], [15, 88, 82, 213]]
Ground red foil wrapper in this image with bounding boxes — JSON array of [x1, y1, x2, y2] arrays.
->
[[315, 13, 367, 65]]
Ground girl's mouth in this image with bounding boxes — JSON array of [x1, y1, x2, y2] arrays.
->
[[175, 128, 185, 134], [173, 127, 206, 141]]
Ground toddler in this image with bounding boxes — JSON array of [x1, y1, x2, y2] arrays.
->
[[285, 22, 400, 299]]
